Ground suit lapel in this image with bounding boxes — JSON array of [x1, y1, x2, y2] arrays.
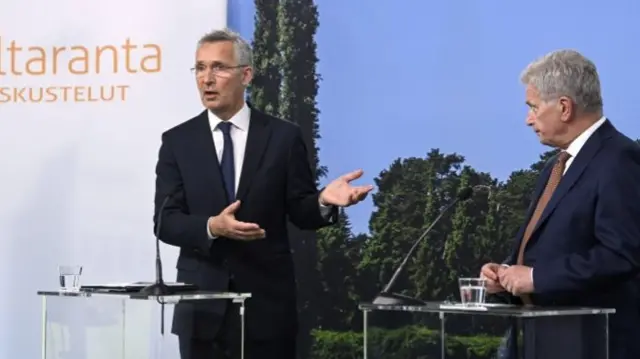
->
[[236, 109, 272, 201], [191, 110, 227, 206], [532, 120, 615, 234]]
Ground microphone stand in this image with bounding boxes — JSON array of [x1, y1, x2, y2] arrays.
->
[[140, 195, 175, 296], [140, 193, 177, 335], [372, 188, 474, 306]]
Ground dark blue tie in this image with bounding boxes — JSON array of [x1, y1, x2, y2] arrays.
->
[[217, 122, 235, 202]]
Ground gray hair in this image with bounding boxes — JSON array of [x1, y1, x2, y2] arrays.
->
[[197, 28, 253, 67], [520, 49, 603, 114]]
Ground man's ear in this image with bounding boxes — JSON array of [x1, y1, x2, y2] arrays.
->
[[242, 67, 254, 87], [558, 96, 574, 123]]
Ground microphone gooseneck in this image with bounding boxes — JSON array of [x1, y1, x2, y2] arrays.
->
[[372, 186, 476, 306]]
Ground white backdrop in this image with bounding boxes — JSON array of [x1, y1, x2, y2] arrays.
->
[[0, 0, 227, 357]]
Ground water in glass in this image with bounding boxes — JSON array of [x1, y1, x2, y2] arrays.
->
[[458, 277, 486, 306], [58, 265, 82, 291]]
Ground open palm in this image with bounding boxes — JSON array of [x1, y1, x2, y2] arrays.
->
[[320, 169, 373, 207]]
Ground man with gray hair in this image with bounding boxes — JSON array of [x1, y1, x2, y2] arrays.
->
[[480, 49, 640, 359], [153, 28, 373, 359]]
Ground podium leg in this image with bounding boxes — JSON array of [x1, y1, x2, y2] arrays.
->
[[41, 296, 47, 359], [604, 314, 609, 359], [240, 301, 245, 359], [439, 312, 445, 359], [233, 300, 247, 359], [362, 310, 369, 359]]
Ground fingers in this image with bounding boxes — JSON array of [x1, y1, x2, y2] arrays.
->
[[497, 265, 508, 277], [341, 169, 364, 182], [232, 220, 261, 231], [481, 263, 499, 281], [212, 205, 265, 240], [481, 268, 497, 281], [498, 268, 516, 294], [347, 185, 374, 204], [498, 267, 509, 283], [484, 263, 528, 295], [500, 278, 511, 294], [503, 282, 518, 295], [480, 263, 504, 294], [231, 229, 266, 240], [485, 279, 504, 294], [222, 200, 241, 214], [355, 185, 374, 195], [229, 220, 265, 240], [349, 192, 366, 203]]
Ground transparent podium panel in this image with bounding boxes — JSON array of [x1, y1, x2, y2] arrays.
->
[[38, 290, 251, 359], [359, 302, 614, 359]]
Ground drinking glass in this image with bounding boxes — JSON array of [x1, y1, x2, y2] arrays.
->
[[458, 277, 487, 307], [58, 265, 83, 292]]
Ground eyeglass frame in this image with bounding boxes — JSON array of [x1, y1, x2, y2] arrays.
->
[[190, 62, 250, 78]]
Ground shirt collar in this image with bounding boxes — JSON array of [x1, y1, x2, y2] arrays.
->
[[207, 102, 251, 132], [565, 116, 606, 158]]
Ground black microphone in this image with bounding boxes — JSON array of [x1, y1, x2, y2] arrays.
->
[[140, 187, 180, 296], [371, 186, 474, 306]]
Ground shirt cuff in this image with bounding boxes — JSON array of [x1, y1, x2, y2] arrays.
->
[[318, 200, 333, 219], [530, 267, 534, 287], [207, 217, 218, 240]]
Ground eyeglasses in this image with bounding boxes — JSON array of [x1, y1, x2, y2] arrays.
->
[[191, 63, 248, 78]]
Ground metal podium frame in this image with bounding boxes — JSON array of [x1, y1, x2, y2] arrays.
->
[[38, 290, 251, 359], [359, 301, 615, 359]]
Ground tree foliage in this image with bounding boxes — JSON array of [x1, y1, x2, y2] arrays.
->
[[277, 0, 326, 182], [311, 147, 561, 335], [252, 0, 326, 356], [250, 0, 281, 113]]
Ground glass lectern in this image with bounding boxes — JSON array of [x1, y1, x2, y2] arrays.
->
[[360, 301, 614, 359], [38, 290, 251, 359]]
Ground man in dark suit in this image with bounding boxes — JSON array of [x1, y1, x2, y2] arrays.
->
[[480, 49, 640, 359], [153, 28, 373, 359]]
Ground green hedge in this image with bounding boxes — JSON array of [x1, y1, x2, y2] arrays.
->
[[311, 326, 502, 359]]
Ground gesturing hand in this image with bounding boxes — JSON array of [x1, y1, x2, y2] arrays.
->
[[209, 200, 266, 241], [319, 169, 374, 207]]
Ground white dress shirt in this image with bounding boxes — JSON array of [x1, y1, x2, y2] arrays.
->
[[205, 103, 332, 240], [562, 116, 606, 173], [208, 103, 251, 193]]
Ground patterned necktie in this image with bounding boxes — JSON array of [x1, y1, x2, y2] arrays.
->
[[517, 151, 571, 304], [217, 122, 235, 203]]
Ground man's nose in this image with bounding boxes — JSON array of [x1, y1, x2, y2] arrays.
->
[[201, 71, 217, 84], [525, 113, 534, 126]]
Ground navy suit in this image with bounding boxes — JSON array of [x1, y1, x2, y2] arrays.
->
[[153, 107, 337, 359], [499, 119, 640, 359]]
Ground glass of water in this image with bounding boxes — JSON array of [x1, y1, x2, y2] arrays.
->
[[58, 265, 83, 292], [458, 277, 487, 307]]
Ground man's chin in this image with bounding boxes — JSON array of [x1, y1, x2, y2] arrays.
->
[[535, 133, 550, 145], [539, 138, 556, 148], [202, 98, 222, 110]]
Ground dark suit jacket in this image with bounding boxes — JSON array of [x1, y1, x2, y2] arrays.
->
[[153, 106, 337, 340], [501, 119, 640, 359]]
